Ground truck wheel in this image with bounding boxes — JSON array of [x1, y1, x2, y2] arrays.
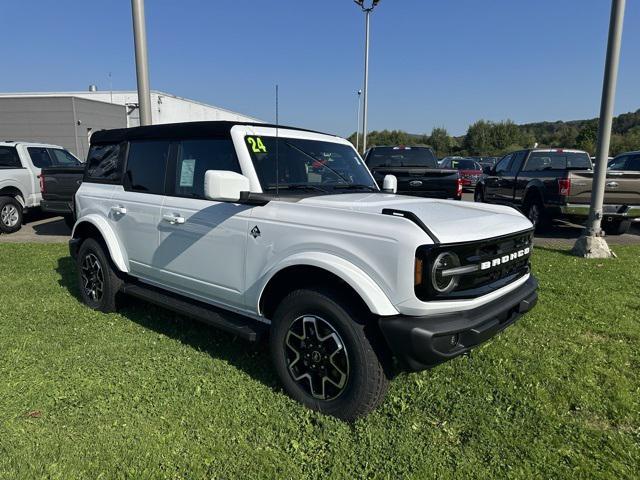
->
[[525, 197, 550, 232], [603, 219, 631, 235], [270, 288, 390, 421], [0, 197, 23, 234], [474, 186, 484, 203], [77, 238, 122, 313]]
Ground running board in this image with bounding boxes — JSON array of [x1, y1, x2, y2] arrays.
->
[[120, 282, 267, 342]]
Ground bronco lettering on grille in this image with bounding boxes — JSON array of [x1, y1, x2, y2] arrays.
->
[[479, 247, 530, 271]]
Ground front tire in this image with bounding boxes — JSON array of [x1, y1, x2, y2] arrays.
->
[[270, 288, 390, 421], [0, 197, 23, 234], [474, 186, 484, 203], [77, 238, 122, 312]]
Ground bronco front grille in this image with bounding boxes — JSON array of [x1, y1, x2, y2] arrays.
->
[[415, 229, 533, 301]]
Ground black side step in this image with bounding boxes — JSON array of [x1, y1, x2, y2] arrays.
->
[[120, 282, 267, 342]]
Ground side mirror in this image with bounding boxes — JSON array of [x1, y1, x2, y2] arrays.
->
[[482, 165, 492, 175], [204, 170, 251, 202], [382, 174, 397, 194]]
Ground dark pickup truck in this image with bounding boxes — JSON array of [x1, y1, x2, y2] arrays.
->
[[40, 164, 85, 228], [363, 146, 461, 200], [475, 148, 640, 234]]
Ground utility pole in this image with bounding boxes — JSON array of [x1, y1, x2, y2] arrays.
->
[[354, 1, 380, 154], [356, 89, 362, 152], [131, 0, 152, 126], [572, 0, 626, 258]]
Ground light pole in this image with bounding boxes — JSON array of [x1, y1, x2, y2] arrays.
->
[[131, 0, 152, 126], [354, 0, 380, 154], [572, 0, 626, 258], [356, 89, 362, 152]]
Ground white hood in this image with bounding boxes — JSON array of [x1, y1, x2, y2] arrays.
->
[[297, 193, 533, 243]]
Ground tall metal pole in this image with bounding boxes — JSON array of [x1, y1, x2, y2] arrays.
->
[[573, 0, 626, 257], [361, 9, 371, 153], [131, 0, 152, 126], [356, 90, 362, 152]]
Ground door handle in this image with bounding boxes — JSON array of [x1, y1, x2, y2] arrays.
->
[[606, 181, 619, 188], [162, 213, 185, 225], [110, 205, 127, 215]]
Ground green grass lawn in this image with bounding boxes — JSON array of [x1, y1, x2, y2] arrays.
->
[[0, 243, 638, 479]]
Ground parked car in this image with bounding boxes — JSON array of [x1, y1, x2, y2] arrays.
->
[[0, 141, 80, 233], [440, 158, 484, 191], [70, 121, 538, 420], [363, 146, 462, 200], [40, 163, 86, 229], [476, 156, 500, 172], [475, 148, 640, 234]]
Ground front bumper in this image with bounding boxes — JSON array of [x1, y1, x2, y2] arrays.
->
[[378, 275, 538, 371]]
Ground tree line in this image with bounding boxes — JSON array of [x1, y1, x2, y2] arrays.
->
[[348, 109, 640, 158]]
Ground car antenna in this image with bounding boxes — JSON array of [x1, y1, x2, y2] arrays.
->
[[275, 84, 280, 197]]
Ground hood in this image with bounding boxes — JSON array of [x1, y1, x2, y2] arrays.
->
[[297, 193, 533, 244]]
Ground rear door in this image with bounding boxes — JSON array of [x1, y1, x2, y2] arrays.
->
[[156, 137, 251, 309], [110, 139, 171, 281]]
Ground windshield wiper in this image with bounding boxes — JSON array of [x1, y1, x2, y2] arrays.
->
[[265, 184, 328, 193], [332, 184, 378, 191]]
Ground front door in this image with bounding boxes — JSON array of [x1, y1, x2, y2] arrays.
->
[[484, 154, 512, 202], [154, 137, 251, 309]]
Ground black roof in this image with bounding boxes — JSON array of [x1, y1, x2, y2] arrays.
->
[[90, 121, 336, 145]]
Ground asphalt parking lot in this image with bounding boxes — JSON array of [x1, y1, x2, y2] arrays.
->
[[2, 198, 639, 247]]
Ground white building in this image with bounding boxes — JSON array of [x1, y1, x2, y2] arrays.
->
[[0, 89, 261, 159]]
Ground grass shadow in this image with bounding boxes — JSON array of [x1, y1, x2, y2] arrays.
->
[[533, 245, 576, 257], [55, 256, 279, 392]]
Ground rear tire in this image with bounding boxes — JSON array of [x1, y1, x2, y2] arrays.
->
[[524, 196, 550, 232], [77, 238, 122, 312], [0, 196, 23, 234], [270, 288, 390, 421], [603, 219, 631, 235]]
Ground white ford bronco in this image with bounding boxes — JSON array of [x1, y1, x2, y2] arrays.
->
[[70, 121, 538, 420]]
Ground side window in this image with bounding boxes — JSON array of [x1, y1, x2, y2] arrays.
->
[[49, 149, 81, 166], [27, 147, 53, 168], [85, 143, 123, 183], [509, 152, 526, 173], [0, 147, 21, 168], [627, 155, 640, 171], [608, 155, 627, 170], [173, 138, 240, 199], [495, 154, 513, 174], [124, 140, 171, 194]]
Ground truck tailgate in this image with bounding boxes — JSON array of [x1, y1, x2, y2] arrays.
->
[[41, 166, 85, 201], [568, 170, 640, 206], [371, 167, 459, 198]]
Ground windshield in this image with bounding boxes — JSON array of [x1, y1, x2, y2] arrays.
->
[[245, 136, 377, 193], [366, 147, 438, 168]]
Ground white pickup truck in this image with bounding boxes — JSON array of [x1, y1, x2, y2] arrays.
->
[[70, 121, 538, 420], [0, 141, 81, 233]]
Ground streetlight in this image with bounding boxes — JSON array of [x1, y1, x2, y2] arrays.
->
[[356, 89, 362, 152], [572, 0, 626, 258], [354, 0, 381, 153]]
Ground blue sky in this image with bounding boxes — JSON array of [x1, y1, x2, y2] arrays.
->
[[1, 0, 638, 136]]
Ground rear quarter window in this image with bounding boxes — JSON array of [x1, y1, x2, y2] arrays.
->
[[0, 147, 21, 168], [85, 143, 123, 183]]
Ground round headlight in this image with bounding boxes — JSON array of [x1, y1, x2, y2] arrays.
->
[[431, 251, 460, 294]]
